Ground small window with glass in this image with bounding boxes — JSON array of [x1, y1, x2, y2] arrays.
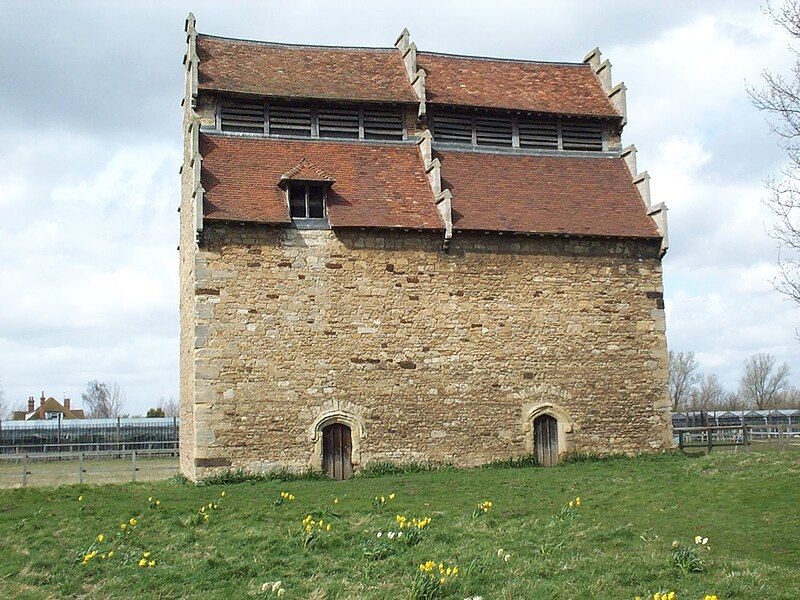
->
[[288, 183, 326, 220]]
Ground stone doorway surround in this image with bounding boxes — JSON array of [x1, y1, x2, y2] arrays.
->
[[308, 399, 366, 472], [522, 402, 574, 458]]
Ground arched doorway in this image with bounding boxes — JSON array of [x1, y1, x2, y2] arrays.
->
[[322, 423, 353, 480], [534, 414, 559, 466]]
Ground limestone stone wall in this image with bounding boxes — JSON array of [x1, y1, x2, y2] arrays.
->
[[182, 224, 671, 480]]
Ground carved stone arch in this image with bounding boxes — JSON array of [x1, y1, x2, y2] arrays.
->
[[308, 399, 366, 471], [512, 384, 575, 458]]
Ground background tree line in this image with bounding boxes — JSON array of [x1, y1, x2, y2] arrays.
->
[[669, 351, 797, 411]]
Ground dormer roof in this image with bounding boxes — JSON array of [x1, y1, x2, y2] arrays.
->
[[278, 159, 336, 187]]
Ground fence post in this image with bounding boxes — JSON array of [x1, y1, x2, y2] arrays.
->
[[779, 424, 786, 452], [131, 451, 137, 482], [742, 425, 749, 452], [706, 426, 713, 453], [678, 430, 684, 452], [79, 452, 84, 484], [22, 454, 28, 488]]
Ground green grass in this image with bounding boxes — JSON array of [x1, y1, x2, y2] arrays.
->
[[1, 451, 798, 599]]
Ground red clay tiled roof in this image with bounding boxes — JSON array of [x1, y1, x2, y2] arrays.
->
[[417, 53, 619, 118], [197, 35, 419, 105], [437, 150, 659, 238], [200, 133, 443, 229]]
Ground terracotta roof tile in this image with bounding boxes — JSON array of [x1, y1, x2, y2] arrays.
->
[[436, 149, 659, 238], [200, 133, 443, 230], [197, 35, 419, 105], [418, 52, 619, 118], [278, 159, 336, 186]]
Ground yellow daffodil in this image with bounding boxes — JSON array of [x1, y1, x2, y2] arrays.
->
[[108, 551, 114, 558], [148, 496, 153, 502], [129, 517, 137, 526], [156, 500, 161, 506], [138, 558, 147, 567], [389, 493, 395, 500], [148, 560, 156, 568], [326, 524, 332, 532], [97, 534, 105, 542], [78, 495, 84, 502], [120, 523, 127, 530], [333, 498, 339, 504], [221, 491, 226, 497], [143, 552, 151, 558]]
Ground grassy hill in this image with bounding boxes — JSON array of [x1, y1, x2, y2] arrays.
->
[[1, 451, 798, 599]]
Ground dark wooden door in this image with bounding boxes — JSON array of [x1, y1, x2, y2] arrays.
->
[[534, 414, 559, 466], [322, 423, 353, 480]]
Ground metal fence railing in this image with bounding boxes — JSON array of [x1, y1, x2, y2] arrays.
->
[[0, 417, 179, 455]]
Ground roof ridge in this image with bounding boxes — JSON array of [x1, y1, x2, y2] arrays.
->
[[197, 33, 397, 53], [417, 50, 590, 68]]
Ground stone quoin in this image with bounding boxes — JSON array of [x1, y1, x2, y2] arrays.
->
[[179, 14, 672, 481]]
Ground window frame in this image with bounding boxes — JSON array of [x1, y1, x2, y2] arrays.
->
[[286, 182, 328, 221]]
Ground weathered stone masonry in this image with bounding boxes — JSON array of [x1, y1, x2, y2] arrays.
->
[[186, 225, 671, 478]]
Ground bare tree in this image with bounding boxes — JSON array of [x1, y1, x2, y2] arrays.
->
[[81, 380, 126, 418], [158, 396, 179, 418], [739, 353, 791, 409], [749, 1, 800, 307], [0, 378, 6, 420], [669, 350, 701, 411], [690, 373, 728, 411]]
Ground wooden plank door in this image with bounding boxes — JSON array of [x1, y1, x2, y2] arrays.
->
[[322, 423, 353, 480], [534, 415, 559, 466]]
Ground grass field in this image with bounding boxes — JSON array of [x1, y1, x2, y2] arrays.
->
[[1, 451, 798, 599]]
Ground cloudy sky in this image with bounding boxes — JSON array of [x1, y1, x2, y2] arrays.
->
[[0, 1, 798, 415]]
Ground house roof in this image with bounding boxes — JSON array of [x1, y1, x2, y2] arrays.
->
[[436, 149, 659, 238], [13, 397, 85, 420], [417, 52, 620, 118], [200, 133, 443, 230], [196, 35, 419, 105]]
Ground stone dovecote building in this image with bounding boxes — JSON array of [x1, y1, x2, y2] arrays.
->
[[179, 13, 672, 481]]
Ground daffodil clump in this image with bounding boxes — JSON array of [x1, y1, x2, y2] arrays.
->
[[301, 514, 333, 548], [137, 550, 156, 569], [471, 500, 493, 519], [372, 492, 396, 508], [635, 593, 676, 600], [496, 548, 512, 562], [411, 561, 460, 600], [147, 496, 162, 509], [672, 535, 710, 574], [556, 496, 582, 522], [260, 580, 286, 597], [275, 491, 296, 506], [186, 492, 226, 526]]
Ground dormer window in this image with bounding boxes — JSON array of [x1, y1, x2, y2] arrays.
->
[[288, 183, 326, 219]]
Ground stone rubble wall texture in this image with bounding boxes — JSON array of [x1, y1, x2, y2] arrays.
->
[[182, 224, 671, 480]]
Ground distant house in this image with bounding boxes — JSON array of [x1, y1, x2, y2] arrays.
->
[[11, 392, 85, 421]]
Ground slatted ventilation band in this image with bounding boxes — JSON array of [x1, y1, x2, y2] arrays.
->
[[431, 109, 604, 152], [518, 118, 559, 149], [218, 97, 405, 142], [560, 121, 604, 151], [219, 99, 264, 133], [269, 105, 313, 137], [318, 107, 360, 139], [362, 107, 404, 141]]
